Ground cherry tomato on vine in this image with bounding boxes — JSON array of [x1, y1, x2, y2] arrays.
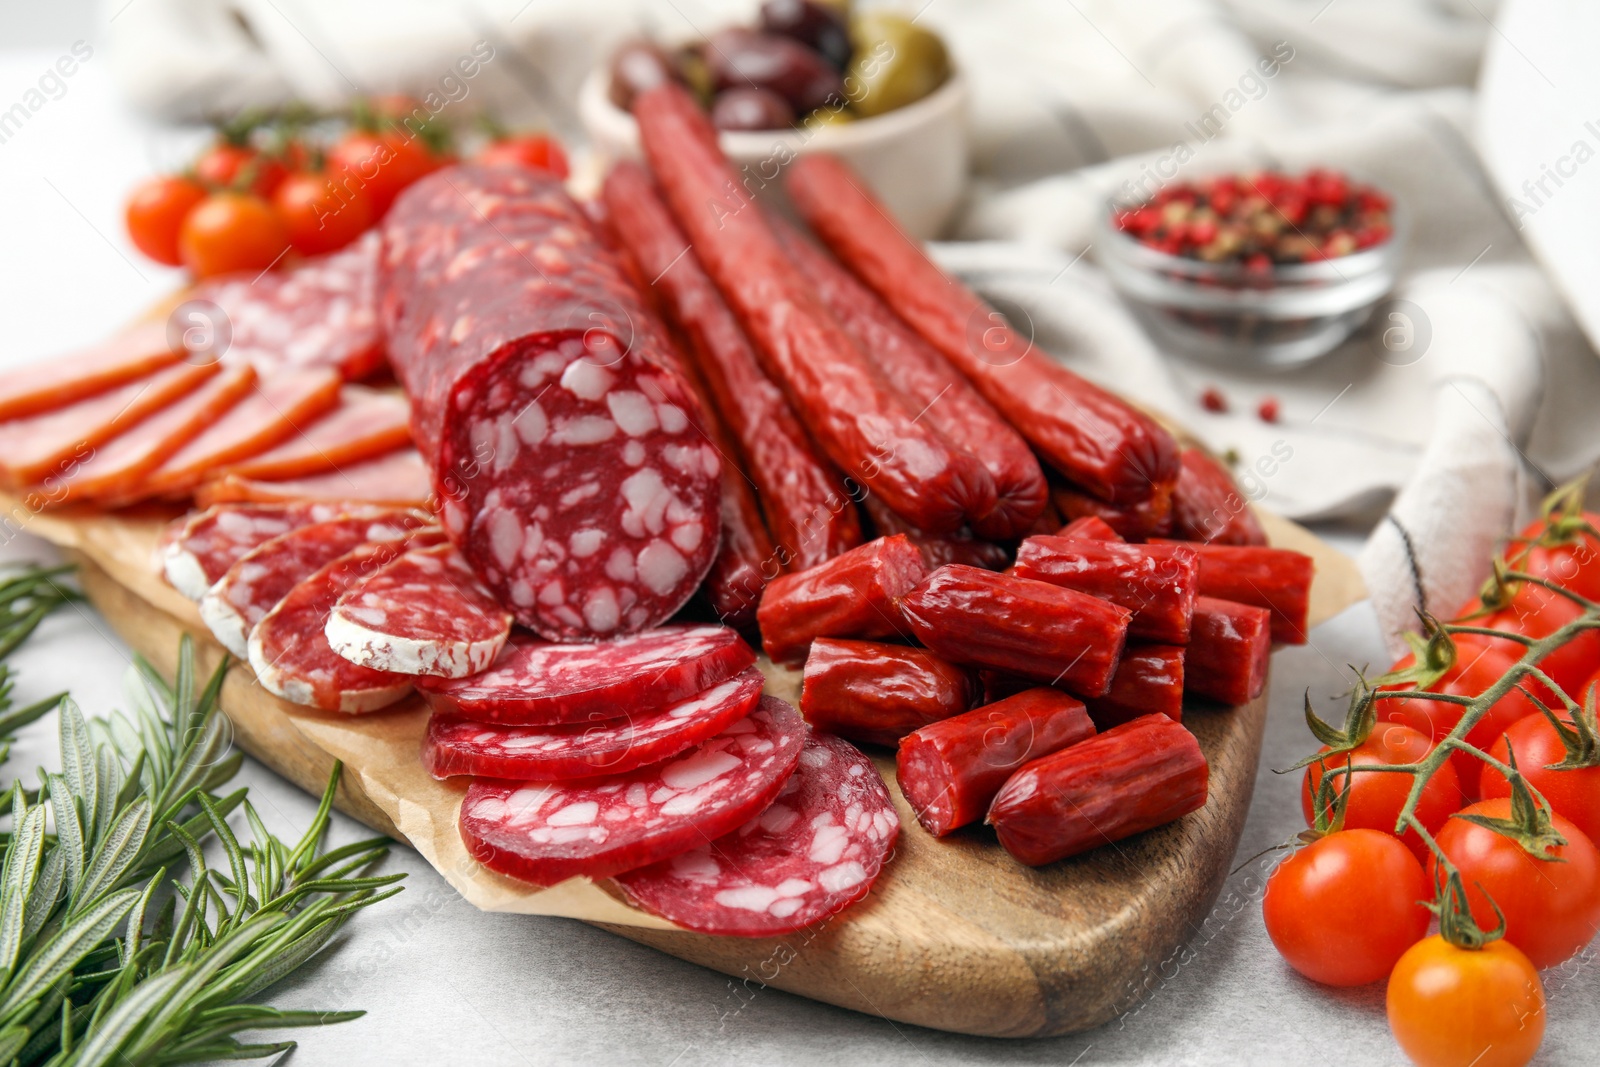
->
[[329, 130, 442, 218], [1430, 798, 1600, 969], [475, 133, 570, 178], [124, 175, 207, 266], [1508, 510, 1600, 603], [1263, 828, 1430, 986], [194, 142, 286, 197], [272, 170, 373, 256], [1475, 584, 1600, 698], [177, 192, 289, 278], [1301, 724, 1463, 862], [1387, 936, 1544, 1067], [1480, 715, 1600, 849]]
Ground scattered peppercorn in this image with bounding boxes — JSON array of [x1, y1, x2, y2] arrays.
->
[[1200, 387, 1228, 413], [1114, 169, 1392, 265], [1257, 396, 1281, 423]]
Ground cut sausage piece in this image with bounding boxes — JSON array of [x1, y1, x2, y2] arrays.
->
[[615, 731, 897, 936], [35, 365, 257, 507], [380, 164, 720, 639], [862, 495, 1009, 572], [196, 448, 433, 509], [223, 387, 412, 481], [1012, 535, 1198, 643], [1186, 597, 1271, 706], [414, 624, 756, 725], [459, 695, 806, 887], [1171, 447, 1267, 546], [899, 564, 1132, 698], [326, 543, 512, 678], [192, 231, 385, 379], [424, 666, 765, 780], [600, 161, 861, 572], [0, 322, 179, 422], [198, 511, 435, 657], [988, 713, 1209, 865], [1155, 540, 1313, 645], [133, 368, 344, 500], [248, 537, 442, 712], [633, 84, 996, 534], [162, 501, 365, 599], [799, 638, 977, 747], [1054, 481, 1175, 541], [0, 361, 219, 487], [773, 217, 1047, 539], [1085, 644, 1186, 728], [1057, 515, 1122, 542], [897, 688, 1096, 837], [756, 534, 926, 667]]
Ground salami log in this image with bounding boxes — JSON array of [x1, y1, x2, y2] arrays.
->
[[1085, 644, 1185, 728], [0, 361, 219, 488], [135, 368, 344, 499], [1012, 535, 1197, 643], [1155, 540, 1313, 644], [1171, 447, 1267, 546], [896, 688, 1095, 837], [424, 666, 764, 780], [799, 638, 978, 747], [1186, 596, 1271, 705], [756, 534, 926, 667], [192, 231, 385, 379], [459, 695, 806, 887], [786, 153, 1179, 503], [899, 565, 1132, 697], [1057, 515, 1122, 542], [615, 731, 898, 935], [773, 217, 1047, 539], [987, 713, 1209, 865], [198, 511, 435, 657], [326, 543, 512, 678], [600, 161, 861, 571], [163, 501, 360, 599], [633, 84, 996, 534], [196, 448, 434, 509], [1053, 482, 1174, 541], [0, 322, 179, 422], [223, 387, 413, 481], [381, 164, 720, 639], [861, 495, 1009, 572], [414, 624, 756, 725]]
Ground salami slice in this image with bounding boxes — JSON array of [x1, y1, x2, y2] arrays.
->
[[0, 322, 179, 422], [615, 731, 898, 935], [248, 536, 443, 711], [193, 231, 385, 379], [0, 361, 219, 488], [135, 368, 344, 499], [224, 387, 412, 481], [326, 543, 512, 678], [198, 511, 435, 657], [381, 164, 720, 640], [424, 666, 765, 780], [163, 501, 360, 600], [195, 448, 433, 509], [459, 695, 806, 887], [414, 624, 756, 725]]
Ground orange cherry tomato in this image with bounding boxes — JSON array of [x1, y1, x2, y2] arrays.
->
[[1387, 936, 1544, 1067], [1480, 711, 1600, 847], [475, 134, 570, 179], [1301, 723, 1464, 862], [124, 175, 207, 266], [273, 170, 374, 256], [194, 142, 287, 197], [329, 129, 444, 218], [178, 192, 290, 278]]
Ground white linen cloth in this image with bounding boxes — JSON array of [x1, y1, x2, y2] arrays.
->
[[100, 0, 1600, 654]]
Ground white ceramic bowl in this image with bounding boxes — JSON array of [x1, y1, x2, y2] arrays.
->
[[577, 66, 969, 239]]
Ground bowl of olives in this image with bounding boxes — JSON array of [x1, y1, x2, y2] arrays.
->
[[579, 1, 969, 238]]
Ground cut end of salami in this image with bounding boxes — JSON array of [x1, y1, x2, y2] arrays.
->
[[459, 694, 806, 888], [615, 731, 898, 936], [327, 543, 512, 678], [415, 623, 756, 725]]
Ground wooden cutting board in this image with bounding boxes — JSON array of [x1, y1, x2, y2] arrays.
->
[[11, 495, 1363, 1037]]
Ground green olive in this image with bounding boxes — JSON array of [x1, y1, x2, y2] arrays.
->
[[845, 13, 948, 118]]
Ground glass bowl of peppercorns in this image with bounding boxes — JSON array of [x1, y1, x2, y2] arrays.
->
[[1097, 169, 1403, 367]]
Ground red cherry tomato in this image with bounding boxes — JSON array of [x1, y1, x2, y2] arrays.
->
[[1263, 829, 1429, 986], [329, 130, 443, 218], [475, 134, 570, 179], [1430, 798, 1600, 969], [1477, 583, 1600, 699], [272, 170, 374, 256], [177, 192, 290, 278], [1480, 713, 1600, 847], [1302, 724, 1464, 862], [124, 175, 207, 266], [1508, 511, 1600, 603], [1387, 936, 1544, 1067], [194, 142, 287, 197]]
